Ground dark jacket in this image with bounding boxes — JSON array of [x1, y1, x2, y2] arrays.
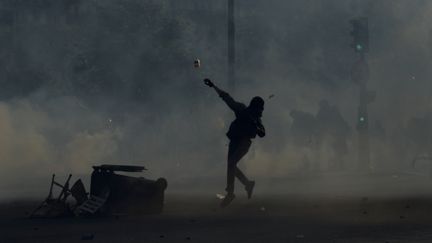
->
[[219, 91, 264, 140]]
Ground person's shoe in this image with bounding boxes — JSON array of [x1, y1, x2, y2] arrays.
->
[[220, 193, 235, 208], [245, 181, 255, 199]]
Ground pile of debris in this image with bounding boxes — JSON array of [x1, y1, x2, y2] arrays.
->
[[30, 164, 167, 218]]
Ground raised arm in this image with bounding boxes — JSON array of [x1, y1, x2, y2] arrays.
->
[[204, 79, 244, 112]]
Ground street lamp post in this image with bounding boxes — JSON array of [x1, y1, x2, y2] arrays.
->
[[227, 0, 235, 92]]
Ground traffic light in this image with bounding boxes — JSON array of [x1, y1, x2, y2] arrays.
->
[[350, 17, 369, 53], [357, 107, 368, 131]]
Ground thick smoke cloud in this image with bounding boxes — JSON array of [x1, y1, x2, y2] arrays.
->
[[1, 0, 432, 198]]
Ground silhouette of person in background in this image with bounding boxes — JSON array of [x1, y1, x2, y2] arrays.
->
[[204, 78, 265, 207], [315, 100, 350, 170]]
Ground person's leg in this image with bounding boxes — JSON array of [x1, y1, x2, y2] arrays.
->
[[232, 140, 255, 199], [225, 140, 240, 195], [226, 139, 252, 191], [234, 167, 249, 186], [221, 141, 239, 207], [234, 165, 255, 199], [234, 139, 252, 185], [222, 139, 252, 207]]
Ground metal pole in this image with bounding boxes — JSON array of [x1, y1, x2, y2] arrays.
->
[[350, 17, 372, 172], [355, 44, 371, 172], [227, 0, 235, 92]]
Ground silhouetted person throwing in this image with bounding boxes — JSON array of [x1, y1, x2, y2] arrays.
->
[[204, 78, 265, 207]]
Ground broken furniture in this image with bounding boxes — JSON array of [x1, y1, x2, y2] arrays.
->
[[31, 164, 167, 218], [89, 164, 167, 215], [30, 174, 83, 218]]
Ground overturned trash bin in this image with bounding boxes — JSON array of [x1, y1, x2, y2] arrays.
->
[[84, 164, 167, 215]]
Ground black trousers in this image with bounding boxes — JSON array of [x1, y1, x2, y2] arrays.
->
[[226, 139, 252, 194]]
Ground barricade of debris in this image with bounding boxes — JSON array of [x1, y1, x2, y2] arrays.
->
[[30, 164, 168, 218]]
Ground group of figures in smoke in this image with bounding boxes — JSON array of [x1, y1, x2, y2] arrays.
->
[[290, 100, 432, 173], [290, 99, 384, 172]]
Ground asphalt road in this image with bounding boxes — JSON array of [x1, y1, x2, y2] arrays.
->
[[3, 173, 432, 243]]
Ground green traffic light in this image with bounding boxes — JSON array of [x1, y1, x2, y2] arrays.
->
[[359, 117, 365, 122], [356, 44, 363, 51]]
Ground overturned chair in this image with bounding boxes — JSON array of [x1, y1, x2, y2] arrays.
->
[[30, 174, 87, 218]]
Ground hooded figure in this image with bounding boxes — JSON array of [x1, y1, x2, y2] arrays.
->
[[204, 78, 265, 207]]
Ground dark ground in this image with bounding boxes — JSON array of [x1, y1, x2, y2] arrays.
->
[[3, 172, 432, 243]]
